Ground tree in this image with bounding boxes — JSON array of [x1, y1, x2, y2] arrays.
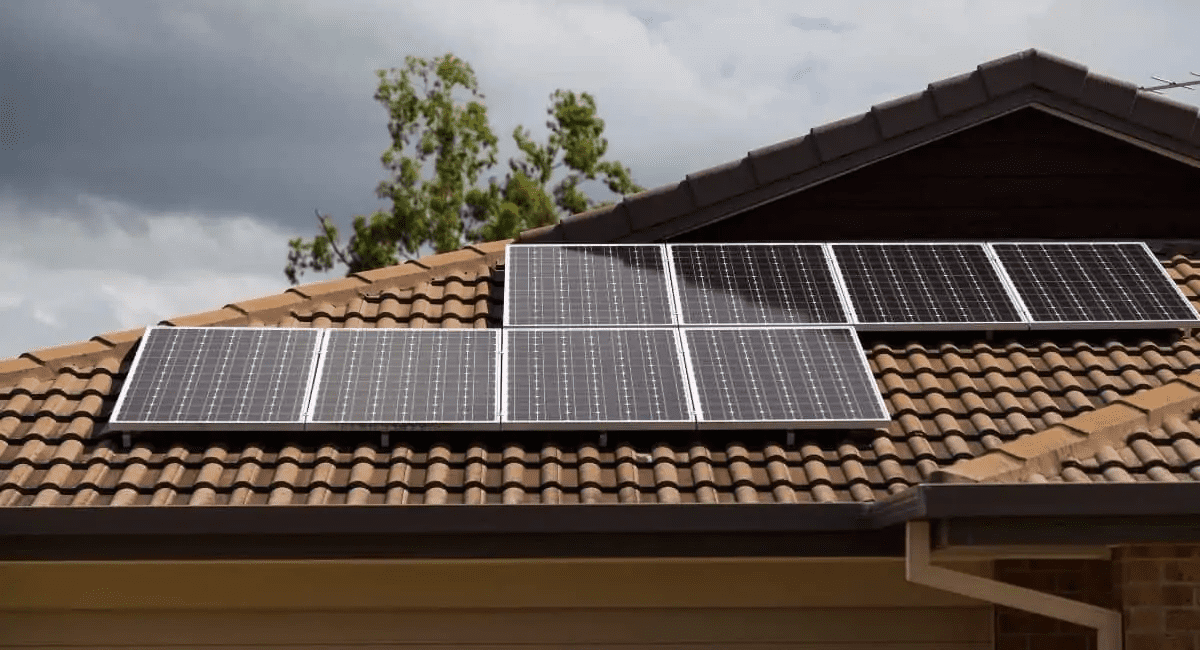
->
[[285, 54, 643, 284]]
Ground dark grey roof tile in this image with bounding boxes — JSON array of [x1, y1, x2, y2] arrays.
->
[[1031, 50, 1088, 97], [810, 112, 883, 160], [685, 158, 758, 207], [1129, 92, 1200, 140], [978, 49, 1036, 97], [623, 181, 697, 232], [559, 204, 632, 243], [1078, 72, 1138, 117], [746, 133, 821, 185], [871, 91, 940, 139], [928, 70, 990, 115]]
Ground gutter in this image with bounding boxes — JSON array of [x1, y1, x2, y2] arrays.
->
[[2, 482, 1199, 560], [906, 520, 1123, 650]]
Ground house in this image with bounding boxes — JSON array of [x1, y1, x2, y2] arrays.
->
[[3, 48, 1200, 649]]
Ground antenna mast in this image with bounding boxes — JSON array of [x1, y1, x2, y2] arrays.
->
[[1139, 72, 1200, 94]]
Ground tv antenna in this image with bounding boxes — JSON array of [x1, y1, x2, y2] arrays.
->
[[1139, 72, 1200, 94]]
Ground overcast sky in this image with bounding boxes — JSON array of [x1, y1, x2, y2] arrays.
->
[[3, 0, 1199, 359]]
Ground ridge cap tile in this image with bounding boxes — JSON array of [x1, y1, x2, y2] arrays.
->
[[1078, 71, 1139, 117], [91, 328, 145, 348], [224, 292, 306, 317], [516, 223, 566, 243], [622, 180, 697, 233], [809, 112, 883, 161], [286, 275, 370, 300], [1030, 49, 1089, 97], [685, 157, 758, 208], [977, 49, 1036, 97], [1129, 91, 1200, 140], [870, 90, 940, 139], [560, 203, 633, 243], [162, 307, 247, 328]]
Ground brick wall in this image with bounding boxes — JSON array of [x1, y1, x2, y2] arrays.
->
[[994, 547, 1200, 650], [994, 558, 1116, 650], [1116, 545, 1200, 650]]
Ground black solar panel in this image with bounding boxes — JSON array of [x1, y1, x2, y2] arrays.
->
[[991, 242, 1200, 328], [669, 243, 849, 325], [504, 244, 675, 326], [830, 243, 1026, 330], [108, 327, 322, 431], [503, 328, 693, 429], [306, 329, 500, 430], [683, 327, 889, 429]]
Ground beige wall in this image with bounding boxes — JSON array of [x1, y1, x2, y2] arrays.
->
[[1, 557, 993, 649]]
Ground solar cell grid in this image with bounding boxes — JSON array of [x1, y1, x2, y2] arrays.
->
[[669, 244, 849, 325], [991, 242, 1200, 328], [503, 328, 693, 429], [682, 327, 889, 429], [307, 329, 499, 430], [108, 327, 322, 431], [504, 244, 675, 326], [830, 243, 1025, 330]]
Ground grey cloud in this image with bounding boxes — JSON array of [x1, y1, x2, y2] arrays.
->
[[786, 56, 833, 105], [788, 15, 855, 33]]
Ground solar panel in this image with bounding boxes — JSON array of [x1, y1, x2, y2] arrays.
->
[[502, 328, 693, 430], [829, 243, 1027, 330], [306, 329, 500, 431], [504, 244, 676, 326], [990, 242, 1200, 328], [668, 243, 850, 325], [108, 326, 323, 431], [681, 327, 890, 429]]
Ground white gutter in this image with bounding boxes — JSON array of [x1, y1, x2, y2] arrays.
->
[[905, 520, 1123, 650]]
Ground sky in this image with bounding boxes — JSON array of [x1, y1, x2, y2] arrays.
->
[[2, 0, 1200, 359]]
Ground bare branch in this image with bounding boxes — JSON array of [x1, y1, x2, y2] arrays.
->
[[316, 209, 353, 268]]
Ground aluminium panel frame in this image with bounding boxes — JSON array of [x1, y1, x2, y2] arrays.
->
[[303, 328, 502, 432], [987, 241, 1200, 330], [681, 325, 892, 430], [107, 325, 325, 433], [502, 243, 677, 327], [665, 242, 853, 326], [500, 326, 696, 431], [827, 241, 1030, 332]]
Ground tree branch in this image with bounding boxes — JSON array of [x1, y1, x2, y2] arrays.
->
[[316, 209, 353, 268]]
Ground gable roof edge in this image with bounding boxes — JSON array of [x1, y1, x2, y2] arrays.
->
[[518, 49, 1200, 245]]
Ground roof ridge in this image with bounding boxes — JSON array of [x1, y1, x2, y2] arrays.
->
[[931, 371, 1200, 483], [0, 240, 512, 383], [519, 48, 1200, 244]]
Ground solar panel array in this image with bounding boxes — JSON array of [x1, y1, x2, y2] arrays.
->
[[830, 243, 1026, 330], [504, 244, 675, 326], [683, 327, 889, 428], [670, 244, 848, 325], [109, 327, 323, 431], [110, 240, 1197, 434], [991, 242, 1200, 328], [308, 329, 500, 431], [503, 328, 693, 429]]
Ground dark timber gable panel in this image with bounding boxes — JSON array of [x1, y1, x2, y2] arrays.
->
[[674, 108, 1200, 243]]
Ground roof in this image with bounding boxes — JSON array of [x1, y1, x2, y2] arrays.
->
[[518, 48, 1200, 244], [3, 49, 1200, 522]]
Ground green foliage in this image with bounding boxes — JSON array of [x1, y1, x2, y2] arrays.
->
[[285, 54, 644, 285]]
